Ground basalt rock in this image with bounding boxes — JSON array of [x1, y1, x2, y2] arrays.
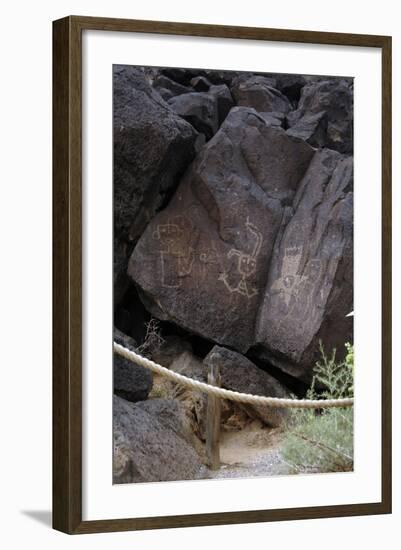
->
[[113, 328, 153, 402], [286, 111, 328, 148], [231, 76, 291, 114], [190, 76, 212, 92], [272, 73, 308, 105], [113, 396, 206, 483], [168, 92, 219, 140], [153, 74, 193, 97], [128, 107, 314, 353], [287, 79, 353, 154], [255, 149, 353, 381], [208, 84, 234, 126], [113, 66, 199, 306], [204, 346, 291, 427]]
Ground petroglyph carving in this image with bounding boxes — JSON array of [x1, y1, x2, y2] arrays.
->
[[153, 216, 195, 288], [270, 247, 305, 306], [270, 247, 323, 324], [219, 218, 263, 298]]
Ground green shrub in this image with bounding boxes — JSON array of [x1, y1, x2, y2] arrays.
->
[[281, 342, 354, 475]]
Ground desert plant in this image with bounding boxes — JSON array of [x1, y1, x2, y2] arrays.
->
[[136, 317, 165, 358], [280, 342, 354, 475]]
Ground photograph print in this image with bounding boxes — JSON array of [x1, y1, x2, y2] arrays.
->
[[112, 64, 354, 485]]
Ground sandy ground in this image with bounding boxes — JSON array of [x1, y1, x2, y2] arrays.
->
[[205, 421, 289, 479]]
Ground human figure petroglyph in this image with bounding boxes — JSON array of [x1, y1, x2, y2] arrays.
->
[[270, 247, 305, 306], [153, 216, 195, 288], [219, 218, 263, 298], [270, 247, 323, 327]]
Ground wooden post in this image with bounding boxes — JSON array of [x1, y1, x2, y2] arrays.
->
[[206, 363, 221, 470]]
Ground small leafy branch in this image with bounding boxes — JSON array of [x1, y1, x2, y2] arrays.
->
[[309, 341, 354, 400], [136, 318, 164, 358]]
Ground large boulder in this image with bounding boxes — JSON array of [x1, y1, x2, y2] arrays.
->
[[113, 328, 153, 402], [168, 92, 219, 140], [287, 79, 353, 154], [128, 107, 314, 352], [113, 65, 199, 303], [113, 396, 206, 483], [231, 76, 292, 114], [255, 149, 353, 381], [204, 346, 290, 427]]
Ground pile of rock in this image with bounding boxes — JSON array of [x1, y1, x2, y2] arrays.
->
[[112, 65, 353, 483]]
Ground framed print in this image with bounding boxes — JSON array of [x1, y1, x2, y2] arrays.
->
[[52, 16, 392, 534]]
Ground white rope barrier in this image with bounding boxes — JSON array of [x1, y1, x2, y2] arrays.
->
[[114, 342, 354, 409]]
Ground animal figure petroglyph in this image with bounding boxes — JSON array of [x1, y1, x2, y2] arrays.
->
[[219, 218, 263, 298]]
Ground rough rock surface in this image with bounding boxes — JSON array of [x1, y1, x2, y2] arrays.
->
[[151, 334, 193, 367], [272, 73, 308, 104], [128, 107, 314, 352], [255, 149, 353, 380], [152, 74, 192, 97], [286, 111, 328, 148], [190, 76, 212, 92], [113, 66, 199, 304], [287, 79, 353, 154], [113, 328, 153, 402], [204, 346, 290, 427], [231, 76, 292, 114], [208, 84, 234, 126], [115, 67, 353, 383], [113, 395, 206, 483], [168, 92, 219, 140], [259, 111, 286, 128]]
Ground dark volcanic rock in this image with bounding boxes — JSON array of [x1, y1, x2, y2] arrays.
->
[[153, 74, 192, 97], [159, 67, 201, 85], [271, 73, 308, 104], [255, 149, 353, 381], [190, 76, 212, 92], [113, 66, 199, 305], [286, 111, 328, 148], [204, 346, 291, 427], [287, 79, 353, 154], [259, 111, 286, 128], [113, 328, 153, 402], [231, 76, 291, 114], [168, 92, 219, 140], [113, 396, 205, 483], [151, 334, 193, 367], [128, 107, 314, 352], [208, 84, 234, 125], [204, 70, 254, 87], [154, 87, 174, 102]]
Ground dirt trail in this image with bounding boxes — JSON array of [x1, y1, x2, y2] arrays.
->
[[206, 421, 289, 479]]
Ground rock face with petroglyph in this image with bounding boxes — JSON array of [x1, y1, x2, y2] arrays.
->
[[113, 66, 199, 304], [128, 107, 314, 352], [255, 149, 353, 381]]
